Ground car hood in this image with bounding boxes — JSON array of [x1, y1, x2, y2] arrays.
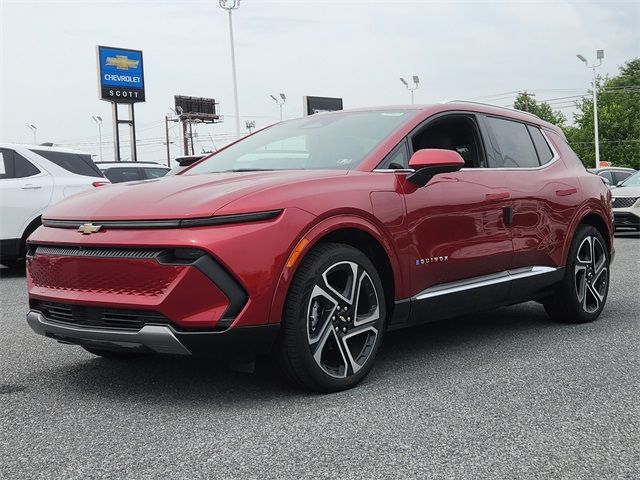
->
[[612, 185, 640, 197], [43, 170, 349, 221]]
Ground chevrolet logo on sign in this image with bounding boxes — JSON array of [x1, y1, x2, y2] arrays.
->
[[105, 55, 139, 70], [78, 223, 102, 235]]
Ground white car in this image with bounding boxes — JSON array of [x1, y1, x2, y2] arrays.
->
[[0, 144, 109, 267], [96, 161, 170, 183], [611, 170, 640, 231]]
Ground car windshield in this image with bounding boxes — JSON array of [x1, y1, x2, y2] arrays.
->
[[619, 171, 640, 187], [184, 110, 414, 175]]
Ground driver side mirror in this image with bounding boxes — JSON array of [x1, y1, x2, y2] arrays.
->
[[407, 149, 465, 187]]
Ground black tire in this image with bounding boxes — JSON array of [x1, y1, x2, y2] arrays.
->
[[82, 346, 146, 359], [544, 225, 610, 323], [275, 242, 387, 392]]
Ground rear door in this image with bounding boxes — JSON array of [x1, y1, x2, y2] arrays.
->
[[0, 149, 53, 240], [482, 116, 580, 298]]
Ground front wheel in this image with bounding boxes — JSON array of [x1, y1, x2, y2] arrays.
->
[[544, 225, 610, 323], [276, 243, 386, 392]]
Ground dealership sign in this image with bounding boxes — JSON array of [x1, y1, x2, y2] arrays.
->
[[97, 46, 145, 103]]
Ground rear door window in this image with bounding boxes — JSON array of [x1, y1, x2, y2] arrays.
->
[[144, 167, 169, 179], [0, 149, 40, 179], [104, 167, 143, 183], [486, 117, 540, 168], [31, 149, 103, 177]]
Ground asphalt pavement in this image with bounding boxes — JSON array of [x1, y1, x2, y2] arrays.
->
[[1, 232, 638, 479]]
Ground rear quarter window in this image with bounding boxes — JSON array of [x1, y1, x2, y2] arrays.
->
[[31, 149, 103, 178]]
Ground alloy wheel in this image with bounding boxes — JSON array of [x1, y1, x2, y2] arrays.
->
[[574, 235, 608, 313], [306, 261, 380, 378]]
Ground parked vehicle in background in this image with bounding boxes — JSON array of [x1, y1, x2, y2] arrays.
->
[[610, 171, 640, 230], [25, 103, 614, 392], [167, 155, 204, 175], [97, 162, 170, 183], [0, 144, 108, 268], [588, 166, 636, 187]]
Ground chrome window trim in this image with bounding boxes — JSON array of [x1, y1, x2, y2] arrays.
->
[[371, 124, 560, 174], [412, 266, 558, 301]]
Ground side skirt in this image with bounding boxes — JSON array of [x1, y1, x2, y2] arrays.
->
[[389, 266, 564, 329]]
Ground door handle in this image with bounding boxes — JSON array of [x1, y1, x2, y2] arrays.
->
[[485, 192, 510, 201], [556, 188, 577, 197], [21, 184, 42, 190]]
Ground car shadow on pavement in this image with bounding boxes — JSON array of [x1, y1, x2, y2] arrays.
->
[[0, 265, 26, 278], [28, 302, 567, 404]]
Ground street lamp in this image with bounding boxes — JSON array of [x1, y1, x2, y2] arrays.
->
[[576, 49, 604, 168], [270, 93, 286, 121], [92, 116, 103, 161], [27, 124, 37, 144], [400, 75, 419, 104], [219, 0, 241, 139]]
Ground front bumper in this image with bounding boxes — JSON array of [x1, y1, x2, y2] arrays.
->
[[27, 309, 280, 358], [613, 210, 640, 228]]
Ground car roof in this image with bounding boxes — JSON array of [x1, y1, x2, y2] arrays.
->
[[286, 102, 565, 137], [0, 143, 93, 155], [96, 161, 169, 168]]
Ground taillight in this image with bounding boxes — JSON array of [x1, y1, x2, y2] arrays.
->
[[92, 181, 110, 187]]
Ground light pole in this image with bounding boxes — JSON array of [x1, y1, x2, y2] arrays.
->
[[92, 116, 103, 161], [577, 49, 604, 168], [245, 120, 255, 134], [270, 93, 286, 121], [27, 124, 37, 144], [219, 0, 241, 138], [400, 75, 419, 104]]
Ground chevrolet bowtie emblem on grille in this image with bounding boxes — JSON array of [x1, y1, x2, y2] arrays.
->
[[78, 223, 102, 235], [105, 55, 139, 70]]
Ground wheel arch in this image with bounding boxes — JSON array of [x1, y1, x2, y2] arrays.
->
[[268, 215, 405, 325], [563, 208, 613, 265]]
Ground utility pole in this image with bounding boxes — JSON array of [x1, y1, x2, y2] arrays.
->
[[245, 120, 255, 134], [577, 50, 604, 168], [92, 116, 103, 161], [519, 91, 535, 112], [219, 0, 241, 138], [164, 115, 171, 166]]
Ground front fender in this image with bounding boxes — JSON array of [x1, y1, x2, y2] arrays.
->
[[267, 214, 404, 324]]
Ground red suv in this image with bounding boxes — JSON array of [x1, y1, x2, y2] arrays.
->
[[26, 102, 614, 392]]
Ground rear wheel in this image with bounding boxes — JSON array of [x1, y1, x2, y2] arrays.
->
[[544, 225, 610, 323], [276, 243, 386, 392]]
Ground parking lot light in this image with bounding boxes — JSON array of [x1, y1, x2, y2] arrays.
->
[[576, 50, 605, 168]]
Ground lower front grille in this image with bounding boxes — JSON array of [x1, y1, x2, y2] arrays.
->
[[612, 196, 639, 208], [32, 301, 170, 331]]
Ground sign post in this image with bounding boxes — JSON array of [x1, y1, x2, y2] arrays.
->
[[97, 45, 146, 161]]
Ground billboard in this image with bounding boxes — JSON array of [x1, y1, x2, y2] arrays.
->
[[304, 96, 343, 116], [97, 46, 145, 103], [174, 96, 217, 117]]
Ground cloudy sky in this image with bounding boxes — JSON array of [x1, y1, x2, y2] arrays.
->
[[1, 0, 638, 162]]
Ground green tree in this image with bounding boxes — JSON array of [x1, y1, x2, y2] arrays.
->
[[564, 58, 640, 169], [514, 92, 566, 126]]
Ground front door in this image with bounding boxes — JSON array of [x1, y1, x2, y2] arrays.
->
[[399, 114, 513, 322]]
